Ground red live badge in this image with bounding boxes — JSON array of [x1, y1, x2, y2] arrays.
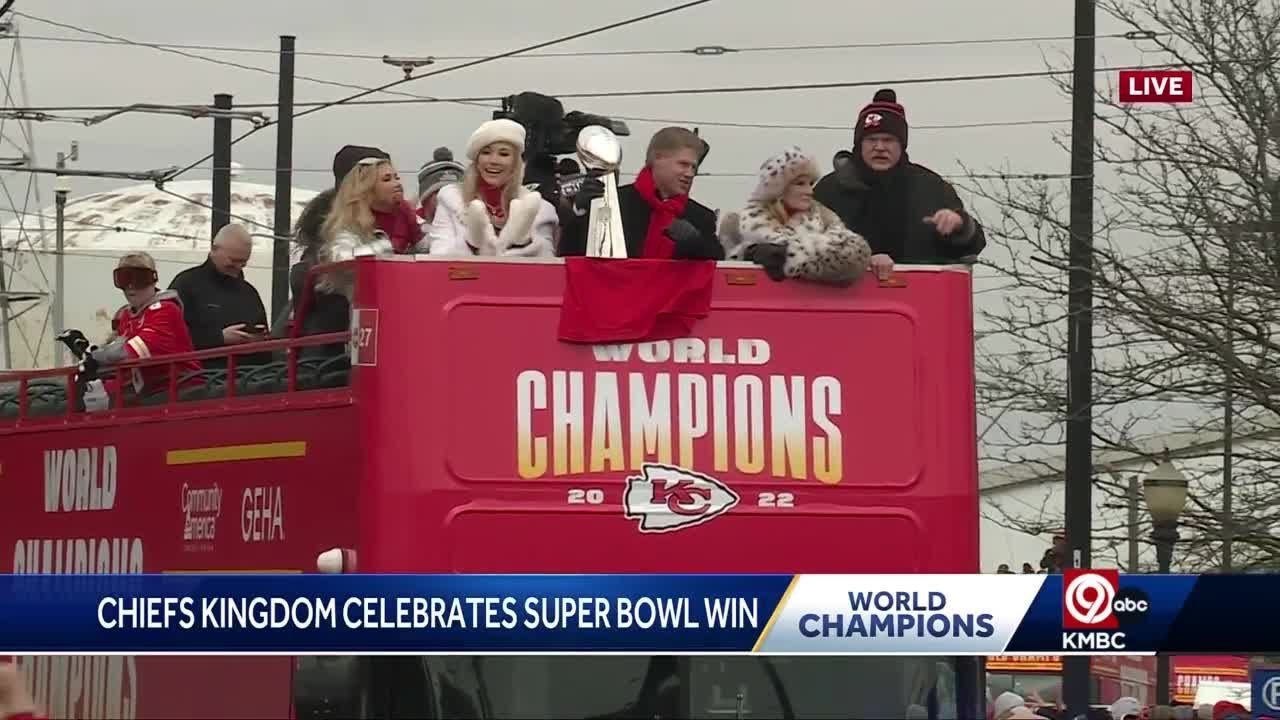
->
[[1118, 70, 1193, 104]]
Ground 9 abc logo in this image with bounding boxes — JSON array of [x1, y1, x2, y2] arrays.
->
[[1062, 570, 1150, 629]]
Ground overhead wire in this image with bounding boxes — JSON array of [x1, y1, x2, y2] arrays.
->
[[0, 61, 1246, 126], [11, 12, 497, 112], [8, 30, 1165, 61], [156, 0, 719, 188]]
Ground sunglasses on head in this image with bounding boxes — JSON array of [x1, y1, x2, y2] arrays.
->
[[357, 157, 385, 167], [113, 266, 158, 290]]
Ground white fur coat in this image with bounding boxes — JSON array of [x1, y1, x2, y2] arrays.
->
[[720, 201, 871, 286], [428, 183, 558, 258]]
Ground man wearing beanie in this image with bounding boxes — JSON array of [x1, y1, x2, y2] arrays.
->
[[559, 126, 723, 260], [416, 147, 463, 225], [814, 88, 985, 279]]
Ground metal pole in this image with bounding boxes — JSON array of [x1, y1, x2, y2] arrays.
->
[[1127, 474, 1140, 572], [271, 35, 296, 319], [1062, 0, 1096, 714], [1153, 523, 1177, 704], [53, 151, 67, 366], [0, 233, 11, 369], [1222, 228, 1236, 571], [211, 93, 233, 239]]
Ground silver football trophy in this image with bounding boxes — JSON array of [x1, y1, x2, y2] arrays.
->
[[576, 126, 626, 259]]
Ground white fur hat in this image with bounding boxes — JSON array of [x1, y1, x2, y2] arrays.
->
[[466, 119, 526, 161], [751, 146, 821, 202]]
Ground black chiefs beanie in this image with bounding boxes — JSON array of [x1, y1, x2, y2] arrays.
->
[[853, 88, 908, 150]]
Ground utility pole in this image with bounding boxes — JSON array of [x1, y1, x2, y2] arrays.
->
[[211, 93, 232, 239], [1222, 227, 1236, 571], [52, 142, 77, 366], [271, 36, 296, 320], [1062, 0, 1095, 715]]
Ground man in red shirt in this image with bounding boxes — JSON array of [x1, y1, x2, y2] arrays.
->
[[78, 252, 201, 399]]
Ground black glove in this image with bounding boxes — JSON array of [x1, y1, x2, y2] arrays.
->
[[745, 243, 788, 281], [573, 177, 605, 214], [664, 219, 701, 245], [56, 329, 91, 359]]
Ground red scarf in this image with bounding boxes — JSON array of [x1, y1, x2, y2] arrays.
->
[[633, 167, 688, 258], [374, 201, 424, 253], [477, 180, 507, 227]]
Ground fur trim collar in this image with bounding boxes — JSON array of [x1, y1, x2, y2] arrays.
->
[[462, 187, 545, 255]]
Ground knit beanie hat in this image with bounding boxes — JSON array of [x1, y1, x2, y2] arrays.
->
[[417, 147, 464, 201], [750, 146, 820, 202], [465, 119, 526, 161], [854, 88, 908, 149], [332, 145, 391, 186]]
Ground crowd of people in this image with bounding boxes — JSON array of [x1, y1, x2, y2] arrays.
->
[[59, 88, 986, 400], [989, 689, 1255, 720]]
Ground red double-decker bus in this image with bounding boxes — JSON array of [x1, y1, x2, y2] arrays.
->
[[0, 256, 982, 719]]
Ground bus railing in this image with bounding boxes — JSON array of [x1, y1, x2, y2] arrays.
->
[[0, 331, 352, 423]]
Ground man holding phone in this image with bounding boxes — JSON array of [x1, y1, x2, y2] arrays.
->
[[169, 223, 271, 368]]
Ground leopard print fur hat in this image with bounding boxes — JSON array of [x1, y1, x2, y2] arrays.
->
[[750, 146, 821, 203]]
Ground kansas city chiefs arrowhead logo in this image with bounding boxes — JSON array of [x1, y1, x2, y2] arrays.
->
[[623, 463, 739, 533]]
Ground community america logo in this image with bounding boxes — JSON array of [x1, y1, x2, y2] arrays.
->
[[623, 463, 739, 533]]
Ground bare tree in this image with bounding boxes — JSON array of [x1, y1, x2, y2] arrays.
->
[[969, 0, 1280, 572]]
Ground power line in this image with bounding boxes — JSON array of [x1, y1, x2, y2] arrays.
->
[[3, 60, 1240, 121], [9, 30, 1163, 61], [158, 0, 719, 185], [12, 12, 495, 112]]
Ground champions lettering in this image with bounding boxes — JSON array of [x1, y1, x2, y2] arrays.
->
[[798, 591, 996, 639], [516, 338, 844, 484], [95, 595, 760, 631]]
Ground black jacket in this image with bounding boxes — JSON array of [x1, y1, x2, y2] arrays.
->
[[285, 188, 351, 358], [813, 159, 986, 264], [168, 258, 270, 366], [558, 183, 723, 260]]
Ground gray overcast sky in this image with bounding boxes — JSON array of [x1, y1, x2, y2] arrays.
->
[[6, 0, 1141, 218], [2, 0, 1165, 456]]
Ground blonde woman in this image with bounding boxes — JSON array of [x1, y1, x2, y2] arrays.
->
[[316, 154, 418, 299], [719, 146, 871, 286], [429, 119, 558, 257]]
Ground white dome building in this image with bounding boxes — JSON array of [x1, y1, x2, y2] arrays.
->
[[0, 176, 321, 369]]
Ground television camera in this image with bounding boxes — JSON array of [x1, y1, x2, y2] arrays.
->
[[493, 91, 712, 209], [492, 91, 630, 204]]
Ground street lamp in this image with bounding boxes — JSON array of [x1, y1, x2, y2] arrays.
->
[[1144, 454, 1188, 706]]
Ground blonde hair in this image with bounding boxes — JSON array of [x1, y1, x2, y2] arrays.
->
[[645, 127, 703, 166], [765, 172, 818, 224], [322, 159, 391, 241], [461, 143, 524, 218], [117, 251, 157, 271]]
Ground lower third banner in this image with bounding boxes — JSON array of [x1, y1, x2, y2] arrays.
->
[[0, 573, 1270, 654]]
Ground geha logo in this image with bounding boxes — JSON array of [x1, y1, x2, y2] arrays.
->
[[623, 463, 739, 533], [1062, 569, 1120, 629]]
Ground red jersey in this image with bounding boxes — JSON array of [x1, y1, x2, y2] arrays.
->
[[106, 290, 201, 394]]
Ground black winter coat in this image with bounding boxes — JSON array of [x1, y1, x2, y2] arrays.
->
[[285, 188, 350, 358], [168, 258, 270, 367], [558, 183, 723, 260], [814, 159, 986, 264]]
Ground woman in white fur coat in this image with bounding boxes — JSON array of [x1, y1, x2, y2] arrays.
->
[[429, 119, 558, 257], [720, 146, 871, 285]]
